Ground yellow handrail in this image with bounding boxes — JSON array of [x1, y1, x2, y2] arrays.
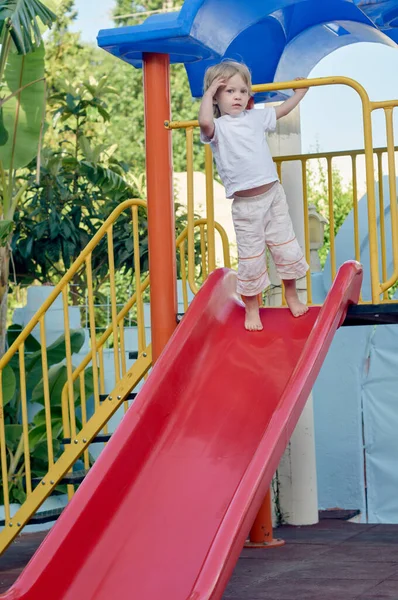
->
[[0, 198, 149, 549], [167, 76, 398, 302], [0, 199, 147, 371]]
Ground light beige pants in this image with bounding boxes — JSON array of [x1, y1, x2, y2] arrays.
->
[[232, 182, 309, 296]]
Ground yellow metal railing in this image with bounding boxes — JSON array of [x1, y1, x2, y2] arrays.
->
[[177, 217, 231, 297], [167, 76, 398, 304], [0, 199, 152, 552]]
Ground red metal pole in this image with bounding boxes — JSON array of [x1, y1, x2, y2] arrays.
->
[[245, 489, 285, 548], [143, 53, 177, 362]]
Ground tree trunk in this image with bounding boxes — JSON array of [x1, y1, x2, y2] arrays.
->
[[0, 244, 10, 357]]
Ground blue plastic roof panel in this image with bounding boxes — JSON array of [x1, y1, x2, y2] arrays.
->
[[97, 0, 398, 102]]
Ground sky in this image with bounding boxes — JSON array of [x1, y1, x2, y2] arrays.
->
[[72, 0, 398, 186]]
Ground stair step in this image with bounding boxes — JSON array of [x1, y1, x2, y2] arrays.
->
[[60, 469, 88, 485], [98, 392, 137, 402], [0, 507, 66, 528], [62, 433, 112, 445], [28, 507, 65, 525], [61, 392, 138, 446], [30, 469, 89, 488]]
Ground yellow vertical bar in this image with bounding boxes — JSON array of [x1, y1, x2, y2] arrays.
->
[[205, 144, 216, 272], [327, 157, 336, 281], [19, 345, 32, 495], [98, 346, 108, 436], [85, 254, 100, 411], [119, 326, 127, 377], [39, 316, 54, 467], [385, 108, 398, 280], [98, 346, 106, 399], [377, 151, 388, 300], [132, 206, 146, 356], [200, 224, 208, 281], [301, 159, 312, 304], [62, 287, 76, 441], [186, 128, 197, 292], [107, 226, 121, 384], [362, 102, 379, 302], [377, 152, 388, 297], [352, 154, 363, 303], [0, 369, 11, 524], [352, 155, 360, 264], [79, 372, 90, 470], [179, 240, 189, 312]]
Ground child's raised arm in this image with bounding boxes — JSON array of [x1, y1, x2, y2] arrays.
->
[[275, 77, 308, 120], [198, 77, 226, 139]]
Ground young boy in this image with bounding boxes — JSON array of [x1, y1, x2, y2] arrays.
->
[[199, 61, 309, 331]]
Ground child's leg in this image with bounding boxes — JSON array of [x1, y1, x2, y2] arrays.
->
[[241, 294, 263, 331], [282, 278, 308, 317], [264, 183, 309, 317], [232, 195, 271, 331]]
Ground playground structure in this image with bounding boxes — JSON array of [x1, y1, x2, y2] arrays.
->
[[0, 0, 398, 598]]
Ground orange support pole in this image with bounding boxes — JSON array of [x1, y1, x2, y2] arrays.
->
[[143, 53, 177, 362], [245, 488, 285, 548]]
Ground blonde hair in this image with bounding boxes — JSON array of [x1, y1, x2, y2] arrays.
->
[[203, 61, 252, 118]]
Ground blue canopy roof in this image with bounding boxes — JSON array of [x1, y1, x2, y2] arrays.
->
[[97, 0, 398, 102]]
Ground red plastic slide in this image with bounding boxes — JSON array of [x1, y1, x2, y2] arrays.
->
[[2, 262, 362, 600]]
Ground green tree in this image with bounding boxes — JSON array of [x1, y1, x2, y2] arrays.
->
[[0, 0, 56, 355], [307, 159, 353, 266], [12, 76, 143, 301], [99, 0, 203, 173], [44, 1, 203, 177]]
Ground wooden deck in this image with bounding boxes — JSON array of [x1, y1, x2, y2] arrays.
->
[[1, 521, 398, 599]]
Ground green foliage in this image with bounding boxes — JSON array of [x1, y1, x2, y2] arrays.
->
[[90, 54, 203, 174], [11, 74, 146, 299], [0, 43, 45, 171], [43, 0, 203, 175], [0, 0, 56, 356], [1, 324, 92, 504], [1, 362, 15, 404], [0, 219, 13, 245], [307, 159, 353, 266], [0, 0, 56, 54], [44, 0, 89, 96]]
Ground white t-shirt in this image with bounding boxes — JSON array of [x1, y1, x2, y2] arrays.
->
[[200, 107, 278, 198]]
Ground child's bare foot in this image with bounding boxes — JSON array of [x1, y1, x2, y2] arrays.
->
[[283, 280, 309, 318], [242, 295, 263, 331]]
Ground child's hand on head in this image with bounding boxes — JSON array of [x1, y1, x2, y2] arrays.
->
[[293, 77, 309, 98], [206, 77, 226, 98]]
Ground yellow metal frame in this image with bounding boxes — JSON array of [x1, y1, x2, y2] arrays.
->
[[0, 199, 150, 552], [167, 76, 398, 303]]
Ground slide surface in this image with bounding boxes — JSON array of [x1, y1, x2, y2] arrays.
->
[[2, 262, 362, 600]]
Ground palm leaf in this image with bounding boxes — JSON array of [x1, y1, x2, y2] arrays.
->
[[0, 0, 56, 54], [80, 160, 135, 195], [0, 42, 45, 170]]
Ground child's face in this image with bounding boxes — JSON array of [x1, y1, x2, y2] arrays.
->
[[214, 73, 250, 117]]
